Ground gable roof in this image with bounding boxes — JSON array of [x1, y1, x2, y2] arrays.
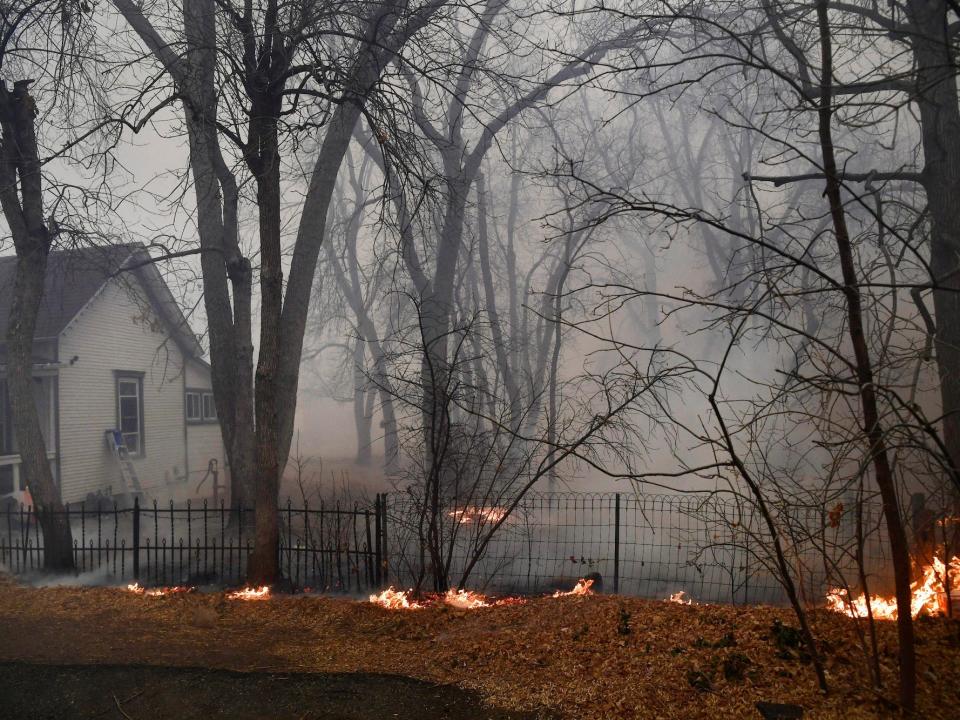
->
[[0, 243, 203, 358]]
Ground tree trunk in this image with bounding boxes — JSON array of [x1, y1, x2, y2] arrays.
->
[[247, 84, 284, 585], [0, 81, 74, 571], [816, 3, 915, 709], [907, 0, 960, 492], [354, 338, 373, 465]]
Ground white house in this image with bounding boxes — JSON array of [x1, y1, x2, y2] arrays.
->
[[0, 244, 227, 506]]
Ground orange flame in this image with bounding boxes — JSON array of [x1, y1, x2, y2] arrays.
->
[[125, 583, 193, 597], [447, 506, 509, 525], [444, 588, 492, 609], [826, 555, 959, 620], [667, 590, 693, 605], [552, 578, 594, 597], [226, 586, 270, 600], [369, 587, 423, 609]]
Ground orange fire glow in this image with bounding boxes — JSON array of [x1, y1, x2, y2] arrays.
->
[[369, 587, 423, 609], [826, 555, 960, 620], [447, 506, 509, 524], [444, 588, 491, 609], [552, 578, 594, 597], [226, 586, 271, 600], [125, 583, 193, 597], [666, 590, 693, 605]]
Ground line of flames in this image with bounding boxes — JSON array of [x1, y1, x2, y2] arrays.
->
[[826, 554, 960, 620], [124, 583, 270, 600], [370, 577, 598, 610], [125, 582, 193, 597]]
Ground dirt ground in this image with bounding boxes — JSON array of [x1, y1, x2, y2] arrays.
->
[[0, 579, 957, 719], [0, 662, 537, 719]]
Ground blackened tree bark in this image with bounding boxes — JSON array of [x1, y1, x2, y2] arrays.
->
[[0, 80, 74, 570]]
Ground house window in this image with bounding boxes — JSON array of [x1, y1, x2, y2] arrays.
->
[[116, 374, 144, 456], [185, 391, 202, 422], [186, 390, 217, 424], [202, 393, 217, 421]]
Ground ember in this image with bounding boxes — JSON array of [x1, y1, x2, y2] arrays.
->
[[552, 578, 594, 597], [226, 586, 271, 600], [826, 554, 960, 620], [369, 587, 423, 609]]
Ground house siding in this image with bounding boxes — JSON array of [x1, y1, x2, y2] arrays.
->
[[57, 276, 192, 503]]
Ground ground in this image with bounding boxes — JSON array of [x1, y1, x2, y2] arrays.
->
[[0, 578, 957, 719], [0, 662, 533, 719]]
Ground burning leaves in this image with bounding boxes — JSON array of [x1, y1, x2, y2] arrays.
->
[[369, 579, 593, 611], [551, 578, 594, 597], [667, 591, 694, 605], [444, 588, 493, 609], [125, 583, 193, 597], [226, 586, 271, 600], [369, 587, 424, 610], [3, 582, 959, 719], [826, 554, 960, 620], [124, 583, 269, 600]]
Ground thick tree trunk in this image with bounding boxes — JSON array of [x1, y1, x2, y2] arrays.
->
[[181, 0, 257, 513], [248, 87, 284, 585], [0, 81, 74, 571], [816, 3, 915, 709], [907, 0, 960, 491], [7, 249, 74, 570]]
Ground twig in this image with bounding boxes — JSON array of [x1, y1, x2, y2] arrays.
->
[[113, 694, 135, 720]]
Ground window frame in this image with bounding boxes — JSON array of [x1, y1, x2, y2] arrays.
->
[[186, 388, 217, 424], [114, 371, 145, 457], [185, 390, 203, 423], [202, 392, 217, 422]]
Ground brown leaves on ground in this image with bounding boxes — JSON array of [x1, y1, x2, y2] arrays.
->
[[0, 582, 957, 719]]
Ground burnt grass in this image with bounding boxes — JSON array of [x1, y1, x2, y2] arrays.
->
[[0, 661, 544, 719]]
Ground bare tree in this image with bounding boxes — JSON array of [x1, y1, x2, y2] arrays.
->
[[0, 0, 109, 570], [111, 0, 452, 583]]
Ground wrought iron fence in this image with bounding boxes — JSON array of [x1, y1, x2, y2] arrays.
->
[[384, 493, 892, 604], [0, 491, 893, 605], [0, 495, 389, 592]]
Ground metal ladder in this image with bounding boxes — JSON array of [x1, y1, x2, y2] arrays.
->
[[105, 429, 143, 500]]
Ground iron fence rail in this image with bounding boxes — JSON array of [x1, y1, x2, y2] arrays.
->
[[0, 495, 389, 592], [0, 492, 891, 605]]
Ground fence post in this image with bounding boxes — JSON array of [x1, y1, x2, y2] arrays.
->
[[132, 496, 140, 581], [380, 493, 389, 586], [614, 493, 620, 594], [374, 494, 382, 586]]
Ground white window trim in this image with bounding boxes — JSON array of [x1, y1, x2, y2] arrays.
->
[[115, 372, 144, 457]]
